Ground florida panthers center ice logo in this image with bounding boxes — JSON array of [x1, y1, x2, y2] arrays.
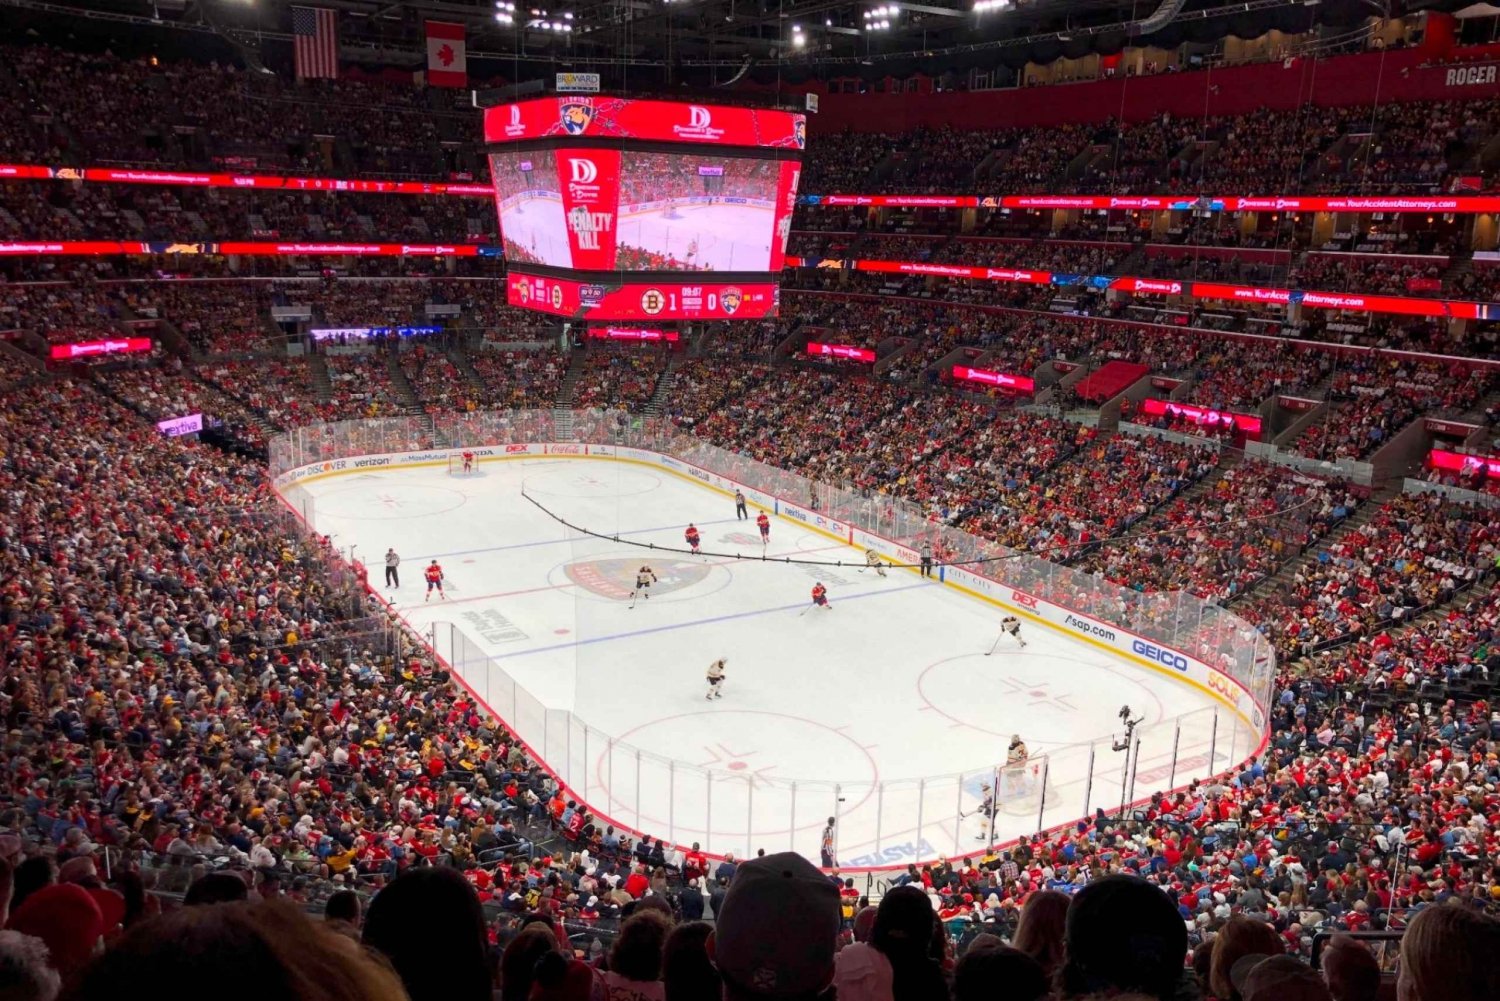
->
[[565, 557, 709, 600], [559, 100, 595, 135]]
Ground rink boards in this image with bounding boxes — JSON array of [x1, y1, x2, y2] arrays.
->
[[275, 442, 1268, 866]]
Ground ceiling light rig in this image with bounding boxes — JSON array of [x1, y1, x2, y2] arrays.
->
[[526, 8, 574, 31], [863, 5, 898, 30], [494, 0, 516, 24], [972, 0, 1011, 11], [791, 23, 806, 47]]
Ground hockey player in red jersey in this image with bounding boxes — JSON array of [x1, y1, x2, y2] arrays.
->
[[756, 511, 770, 546], [462, 450, 475, 473], [685, 523, 701, 555], [424, 560, 445, 601], [811, 582, 831, 609]]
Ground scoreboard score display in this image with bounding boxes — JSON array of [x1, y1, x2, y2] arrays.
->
[[484, 96, 804, 321]]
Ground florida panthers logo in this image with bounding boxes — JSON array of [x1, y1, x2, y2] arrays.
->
[[559, 100, 595, 135], [721, 287, 743, 316], [565, 558, 710, 600]]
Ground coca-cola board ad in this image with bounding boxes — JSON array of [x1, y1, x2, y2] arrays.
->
[[507, 273, 779, 320]]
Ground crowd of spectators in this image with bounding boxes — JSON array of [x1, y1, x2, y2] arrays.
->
[[572, 345, 671, 411], [1297, 358, 1494, 462], [1290, 254, 1448, 299], [467, 348, 569, 410]]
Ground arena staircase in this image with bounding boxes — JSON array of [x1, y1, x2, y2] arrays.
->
[[643, 356, 681, 419], [555, 344, 590, 409], [1441, 247, 1475, 292], [308, 355, 334, 404], [386, 354, 434, 436], [1227, 482, 1397, 608], [449, 345, 486, 392]]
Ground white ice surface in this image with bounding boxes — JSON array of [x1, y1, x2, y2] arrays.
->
[[498, 197, 571, 268], [617, 203, 774, 271], [298, 458, 1247, 867]]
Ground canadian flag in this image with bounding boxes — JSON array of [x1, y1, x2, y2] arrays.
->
[[425, 21, 467, 88]]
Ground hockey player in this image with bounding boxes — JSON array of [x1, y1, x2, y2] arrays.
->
[[969, 783, 998, 841], [462, 450, 475, 474], [629, 565, 658, 609], [861, 549, 887, 577], [706, 658, 726, 700], [1001, 614, 1027, 648], [811, 582, 831, 610], [756, 511, 770, 546], [424, 560, 445, 602], [685, 524, 701, 555], [1007, 734, 1029, 766]]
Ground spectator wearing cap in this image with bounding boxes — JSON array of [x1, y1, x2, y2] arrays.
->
[[6, 883, 105, 982], [1396, 903, 1500, 1001], [709, 851, 841, 1001], [1059, 875, 1188, 1001]]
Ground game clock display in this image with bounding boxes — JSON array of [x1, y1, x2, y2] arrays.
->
[[506, 273, 779, 320]]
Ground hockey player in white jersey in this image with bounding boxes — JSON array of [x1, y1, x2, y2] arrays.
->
[[706, 658, 726, 700], [860, 549, 887, 577], [629, 565, 658, 609], [1001, 615, 1027, 648]]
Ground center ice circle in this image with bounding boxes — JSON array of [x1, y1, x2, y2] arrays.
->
[[522, 464, 662, 499]]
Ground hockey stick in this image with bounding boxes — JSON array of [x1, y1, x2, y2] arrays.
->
[[628, 590, 638, 610], [984, 632, 1004, 656], [797, 602, 815, 617]]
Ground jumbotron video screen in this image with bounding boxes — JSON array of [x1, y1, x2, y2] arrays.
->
[[484, 96, 804, 320]]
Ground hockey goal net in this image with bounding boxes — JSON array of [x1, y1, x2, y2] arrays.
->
[[448, 453, 477, 475], [994, 755, 1053, 816]]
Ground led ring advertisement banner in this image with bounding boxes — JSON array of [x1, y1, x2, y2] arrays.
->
[[506, 273, 778, 321]]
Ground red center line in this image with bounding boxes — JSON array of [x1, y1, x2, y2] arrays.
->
[[431, 542, 849, 608]]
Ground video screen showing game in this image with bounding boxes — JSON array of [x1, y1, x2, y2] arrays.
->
[[614, 153, 782, 272], [489, 149, 568, 268]]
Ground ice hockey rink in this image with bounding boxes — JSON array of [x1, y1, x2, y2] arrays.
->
[[293, 456, 1253, 867], [498, 198, 571, 267], [617, 202, 775, 271]]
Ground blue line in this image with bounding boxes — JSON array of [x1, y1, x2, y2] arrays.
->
[[412, 516, 743, 561], [474, 580, 930, 663]]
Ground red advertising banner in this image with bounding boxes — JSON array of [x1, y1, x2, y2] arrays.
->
[[49, 337, 153, 360], [1425, 418, 1481, 436], [484, 97, 805, 150], [806, 342, 877, 363], [0, 163, 492, 196], [768, 161, 801, 274], [1138, 397, 1263, 434], [950, 365, 1037, 393], [554, 148, 622, 271], [507, 273, 779, 320], [587, 326, 680, 342], [852, 259, 1053, 284], [1429, 447, 1500, 479], [0, 241, 483, 256], [807, 192, 1500, 214]]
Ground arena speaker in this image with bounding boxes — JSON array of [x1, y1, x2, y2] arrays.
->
[[1130, 0, 1189, 36]]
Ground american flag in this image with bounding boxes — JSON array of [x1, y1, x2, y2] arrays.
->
[[292, 6, 338, 80]]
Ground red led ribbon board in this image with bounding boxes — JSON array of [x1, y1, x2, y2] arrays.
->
[[50, 337, 153, 360], [951, 366, 1036, 393], [507, 273, 778, 320], [1429, 448, 1500, 479], [806, 342, 876, 363], [588, 326, 680, 342], [1138, 398, 1263, 434]]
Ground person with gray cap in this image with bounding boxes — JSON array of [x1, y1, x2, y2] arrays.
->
[[709, 851, 841, 1001]]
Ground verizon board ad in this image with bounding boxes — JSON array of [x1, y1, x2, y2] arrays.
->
[[951, 366, 1036, 393], [506, 273, 779, 320], [807, 342, 876, 363], [483, 97, 805, 149], [490, 146, 796, 272]]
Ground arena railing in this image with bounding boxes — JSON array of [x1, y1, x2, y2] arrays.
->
[[269, 409, 1275, 870]]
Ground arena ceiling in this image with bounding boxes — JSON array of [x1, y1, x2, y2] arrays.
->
[[0, 0, 1481, 85]]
